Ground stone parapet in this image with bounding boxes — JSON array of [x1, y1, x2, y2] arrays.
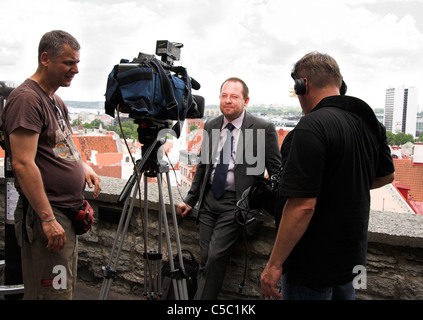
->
[[1, 176, 423, 299]]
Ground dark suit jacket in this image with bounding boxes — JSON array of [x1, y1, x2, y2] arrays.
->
[[185, 111, 281, 216]]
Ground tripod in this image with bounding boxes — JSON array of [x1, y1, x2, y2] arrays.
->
[[98, 121, 189, 300]]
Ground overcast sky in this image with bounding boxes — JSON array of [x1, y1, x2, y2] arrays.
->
[[1, 0, 422, 111]]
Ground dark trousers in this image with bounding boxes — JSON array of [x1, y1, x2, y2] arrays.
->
[[194, 188, 241, 300], [282, 275, 356, 300]]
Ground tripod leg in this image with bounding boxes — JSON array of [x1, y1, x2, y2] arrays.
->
[[157, 178, 163, 297], [157, 172, 190, 300], [143, 177, 149, 298], [143, 177, 160, 299], [156, 173, 182, 300], [98, 173, 141, 300], [165, 171, 189, 300], [143, 176, 164, 300]]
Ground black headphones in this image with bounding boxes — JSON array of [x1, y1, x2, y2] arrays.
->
[[292, 72, 347, 96], [293, 77, 307, 95]]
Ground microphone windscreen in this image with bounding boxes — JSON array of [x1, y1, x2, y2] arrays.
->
[[190, 77, 201, 90]]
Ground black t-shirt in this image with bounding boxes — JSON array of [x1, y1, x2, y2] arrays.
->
[[278, 95, 394, 287]]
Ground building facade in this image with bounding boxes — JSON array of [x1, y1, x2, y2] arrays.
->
[[384, 86, 419, 137]]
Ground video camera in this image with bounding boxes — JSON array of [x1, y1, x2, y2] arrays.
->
[[105, 41, 204, 139]]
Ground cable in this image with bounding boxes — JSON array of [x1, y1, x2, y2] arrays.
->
[[163, 148, 189, 206]]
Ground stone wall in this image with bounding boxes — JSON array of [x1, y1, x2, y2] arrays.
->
[[1, 176, 423, 300], [74, 177, 276, 300]]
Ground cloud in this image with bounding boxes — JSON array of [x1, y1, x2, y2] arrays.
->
[[0, 0, 422, 110], [358, 0, 423, 32]]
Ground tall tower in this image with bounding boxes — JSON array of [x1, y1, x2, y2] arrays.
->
[[384, 86, 419, 137]]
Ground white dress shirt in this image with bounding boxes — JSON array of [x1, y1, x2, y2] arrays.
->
[[210, 111, 245, 192]]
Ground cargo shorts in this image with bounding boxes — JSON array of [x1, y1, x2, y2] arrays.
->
[[14, 196, 78, 300]]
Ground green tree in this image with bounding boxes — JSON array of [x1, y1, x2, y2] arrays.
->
[[82, 122, 92, 129], [118, 121, 138, 140], [82, 119, 104, 130], [394, 132, 414, 146], [386, 131, 395, 146], [90, 119, 104, 129], [71, 118, 82, 127], [386, 131, 415, 146]]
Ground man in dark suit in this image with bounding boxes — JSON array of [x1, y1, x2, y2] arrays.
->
[[177, 77, 281, 299]]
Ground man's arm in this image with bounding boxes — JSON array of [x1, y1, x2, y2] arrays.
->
[[10, 127, 66, 252], [371, 173, 395, 190], [261, 197, 316, 299]]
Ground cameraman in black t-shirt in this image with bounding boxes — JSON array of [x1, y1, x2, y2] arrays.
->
[[261, 52, 395, 300]]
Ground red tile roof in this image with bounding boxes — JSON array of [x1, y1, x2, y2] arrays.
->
[[72, 133, 124, 178], [73, 135, 118, 163], [96, 153, 123, 166], [90, 164, 121, 179], [393, 158, 423, 202]]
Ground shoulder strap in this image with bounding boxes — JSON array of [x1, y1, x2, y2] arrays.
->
[[150, 58, 187, 138], [150, 58, 178, 111]]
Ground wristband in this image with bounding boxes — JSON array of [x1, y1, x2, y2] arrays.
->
[[41, 217, 56, 223]]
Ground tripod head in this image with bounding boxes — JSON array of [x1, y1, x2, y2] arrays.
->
[[136, 118, 172, 170], [118, 118, 173, 204]]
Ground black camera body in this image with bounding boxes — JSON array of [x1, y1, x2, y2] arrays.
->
[[105, 41, 204, 132], [156, 40, 182, 64]]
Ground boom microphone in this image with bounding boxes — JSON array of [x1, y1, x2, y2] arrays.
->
[[190, 77, 201, 90]]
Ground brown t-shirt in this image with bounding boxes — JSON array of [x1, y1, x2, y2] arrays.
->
[[1, 79, 85, 208]]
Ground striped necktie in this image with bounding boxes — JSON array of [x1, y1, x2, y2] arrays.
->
[[211, 123, 235, 199]]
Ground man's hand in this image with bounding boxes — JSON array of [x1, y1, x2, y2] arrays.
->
[[260, 197, 316, 299], [260, 262, 283, 299], [177, 202, 192, 218], [84, 163, 101, 198], [42, 219, 67, 252]]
